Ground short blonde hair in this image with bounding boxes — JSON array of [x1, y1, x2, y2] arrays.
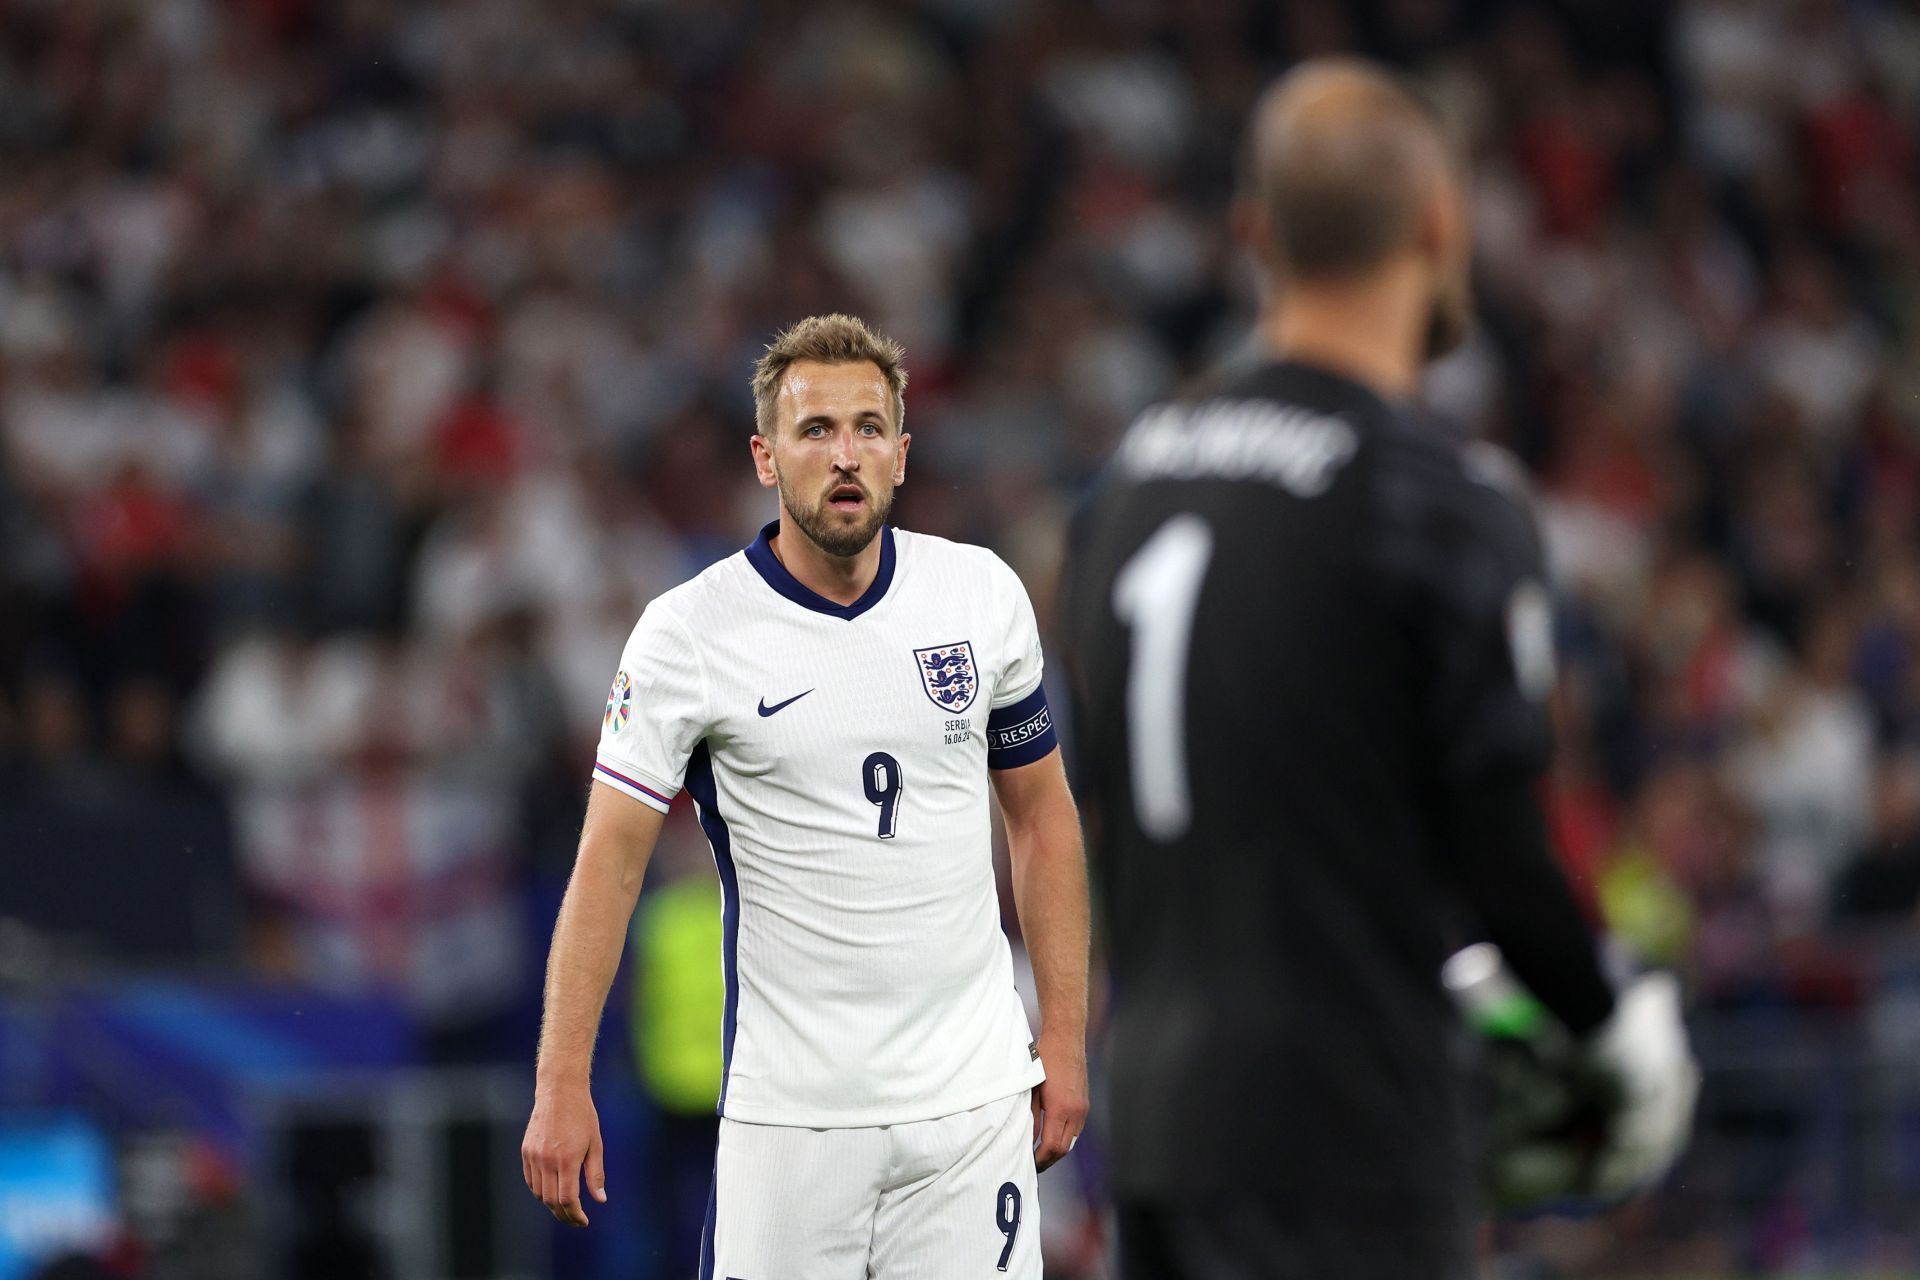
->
[[751, 313, 908, 437]]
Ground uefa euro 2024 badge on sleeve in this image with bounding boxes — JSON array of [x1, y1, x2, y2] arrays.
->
[[605, 670, 633, 733]]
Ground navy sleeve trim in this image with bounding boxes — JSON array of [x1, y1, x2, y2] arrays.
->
[[986, 684, 1058, 770]]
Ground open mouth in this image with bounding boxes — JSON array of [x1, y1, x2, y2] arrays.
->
[[827, 483, 865, 512]]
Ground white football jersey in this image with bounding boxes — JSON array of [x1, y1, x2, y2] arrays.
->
[[593, 522, 1057, 1127]]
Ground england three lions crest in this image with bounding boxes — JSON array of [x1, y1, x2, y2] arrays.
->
[[914, 641, 978, 713]]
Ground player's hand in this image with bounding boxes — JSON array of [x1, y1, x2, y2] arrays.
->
[[1582, 972, 1701, 1199], [522, 1082, 607, 1227], [1030, 1032, 1089, 1172]]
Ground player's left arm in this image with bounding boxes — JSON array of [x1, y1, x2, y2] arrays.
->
[[1410, 458, 1697, 1193], [993, 746, 1090, 1172], [985, 552, 1090, 1170]]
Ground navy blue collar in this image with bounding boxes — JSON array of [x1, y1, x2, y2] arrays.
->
[[745, 521, 897, 620]]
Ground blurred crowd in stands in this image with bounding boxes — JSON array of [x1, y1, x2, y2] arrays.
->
[[2, 0, 1919, 1274]]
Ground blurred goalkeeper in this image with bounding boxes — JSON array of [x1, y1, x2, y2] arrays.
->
[[1062, 59, 1699, 1279]]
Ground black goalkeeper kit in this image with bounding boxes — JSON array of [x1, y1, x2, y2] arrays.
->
[[1062, 360, 1618, 1279]]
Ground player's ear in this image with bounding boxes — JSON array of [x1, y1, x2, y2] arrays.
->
[[1230, 194, 1277, 276], [893, 431, 909, 487], [1415, 170, 1466, 276], [750, 431, 779, 489]]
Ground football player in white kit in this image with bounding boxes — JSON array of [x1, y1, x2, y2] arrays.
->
[[521, 313, 1091, 1278]]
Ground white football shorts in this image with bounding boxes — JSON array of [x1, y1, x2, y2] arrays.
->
[[698, 1090, 1040, 1279]]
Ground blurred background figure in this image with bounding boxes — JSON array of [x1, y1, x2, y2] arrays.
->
[[0, 0, 1916, 1277], [625, 831, 723, 1280]]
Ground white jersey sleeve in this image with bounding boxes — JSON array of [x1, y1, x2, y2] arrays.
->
[[594, 599, 709, 812], [984, 558, 1057, 770]]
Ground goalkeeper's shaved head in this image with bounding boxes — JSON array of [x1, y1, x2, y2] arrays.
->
[[1240, 58, 1472, 357], [1246, 60, 1454, 278]]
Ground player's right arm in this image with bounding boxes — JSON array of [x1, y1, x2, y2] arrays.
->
[[523, 598, 711, 1227], [523, 784, 666, 1227]]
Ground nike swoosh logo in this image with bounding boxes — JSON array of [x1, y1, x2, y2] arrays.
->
[[757, 689, 814, 717]]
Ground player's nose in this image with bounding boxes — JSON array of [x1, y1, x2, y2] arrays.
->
[[830, 426, 860, 470]]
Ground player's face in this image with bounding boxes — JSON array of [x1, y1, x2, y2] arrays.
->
[[753, 359, 910, 559]]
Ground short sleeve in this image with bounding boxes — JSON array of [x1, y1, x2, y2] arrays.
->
[[985, 556, 1059, 769], [593, 602, 710, 812]]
